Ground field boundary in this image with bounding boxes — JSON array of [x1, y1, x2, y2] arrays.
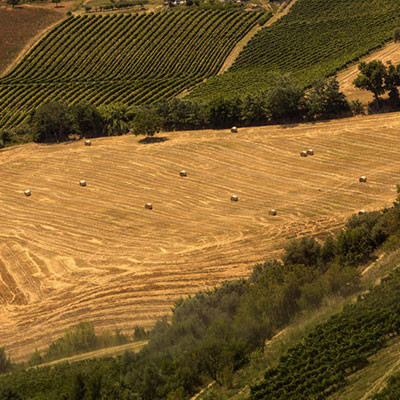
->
[[218, 0, 298, 75], [178, 0, 298, 99], [1, 10, 66, 77]]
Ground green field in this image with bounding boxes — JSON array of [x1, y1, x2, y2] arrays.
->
[[0, 9, 264, 127], [189, 0, 400, 100]]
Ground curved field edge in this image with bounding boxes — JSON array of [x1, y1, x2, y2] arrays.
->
[[0, 9, 265, 128], [1, 112, 400, 361], [188, 0, 400, 100], [0, 6, 64, 76]]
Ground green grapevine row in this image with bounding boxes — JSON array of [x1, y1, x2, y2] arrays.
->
[[0, 9, 265, 128], [189, 0, 400, 100]]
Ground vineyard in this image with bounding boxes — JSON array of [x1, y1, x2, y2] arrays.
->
[[249, 269, 400, 400], [189, 0, 400, 100], [0, 9, 264, 128]]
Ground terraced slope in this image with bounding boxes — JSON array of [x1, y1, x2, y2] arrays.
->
[[2, 112, 400, 362], [0, 10, 263, 128], [189, 0, 400, 100]]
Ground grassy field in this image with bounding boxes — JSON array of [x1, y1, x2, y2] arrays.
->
[[1, 112, 400, 361], [189, 0, 400, 100], [0, 5, 64, 75]]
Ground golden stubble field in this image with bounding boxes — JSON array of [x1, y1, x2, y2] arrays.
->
[[2, 112, 400, 361]]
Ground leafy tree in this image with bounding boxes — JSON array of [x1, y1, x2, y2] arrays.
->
[[131, 109, 162, 139], [28, 348, 43, 366], [98, 103, 131, 136], [133, 326, 149, 340], [156, 99, 208, 131], [335, 225, 374, 266], [207, 97, 242, 128], [44, 322, 98, 361], [52, 0, 61, 7], [6, 0, 19, 8], [283, 237, 321, 268], [298, 281, 325, 310], [394, 27, 400, 43], [353, 61, 387, 103], [385, 63, 400, 107], [319, 235, 336, 269], [265, 74, 303, 121], [0, 129, 14, 148], [30, 102, 73, 143], [0, 347, 11, 374], [304, 77, 349, 119], [241, 93, 268, 125], [70, 373, 86, 400], [70, 101, 104, 138], [0, 388, 22, 400]]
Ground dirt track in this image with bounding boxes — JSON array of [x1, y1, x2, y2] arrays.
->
[[217, 0, 298, 75], [2, 113, 400, 361]]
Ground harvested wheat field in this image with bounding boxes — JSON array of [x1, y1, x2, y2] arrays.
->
[[2, 112, 400, 361]]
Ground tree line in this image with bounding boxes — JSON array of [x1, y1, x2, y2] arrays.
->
[[0, 74, 352, 146], [2, 62, 400, 147]]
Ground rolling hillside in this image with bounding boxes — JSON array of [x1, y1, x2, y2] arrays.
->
[[0, 6, 64, 76], [189, 0, 400, 100], [0, 9, 265, 128], [1, 112, 400, 361]]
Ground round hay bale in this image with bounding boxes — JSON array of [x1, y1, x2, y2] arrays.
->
[[231, 126, 238, 133], [359, 176, 367, 183], [358, 209, 366, 215], [80, 180, 87, 187], [24, 189, 31, 196], [231, 195, 239, 202], [307, 149, 314, 155], [85, 140, 91, 146], [145, 203, 153, 210], [180, 170, 187, 177], [269, 209, 277, 216], [300, 151, 308, 157]]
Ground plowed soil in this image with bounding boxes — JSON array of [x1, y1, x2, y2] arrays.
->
[[0, 6, 64, 76], [2, 112, 400, 361]]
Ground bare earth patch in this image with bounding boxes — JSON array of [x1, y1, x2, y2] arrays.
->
[[2, 113, 400, 361], [0, 5, 64, 76]]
